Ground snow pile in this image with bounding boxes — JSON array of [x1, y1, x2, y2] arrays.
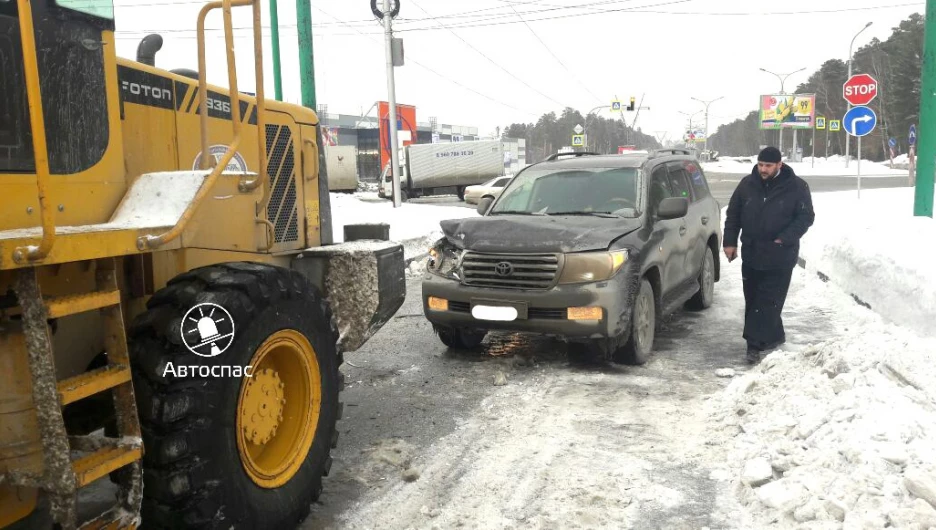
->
[[704, 156, 908, 177], [799, 188, 936, 339], [710, 323, 936, 529], [707, 186, 936, 528], [329, 193, 476, 260]]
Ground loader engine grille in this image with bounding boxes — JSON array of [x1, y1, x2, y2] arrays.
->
[[461, 252, 560, 290], [265, 124, 300, 243]]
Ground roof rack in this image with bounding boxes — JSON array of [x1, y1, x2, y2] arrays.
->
[[648, 148, 692, 159], [545, 151, 601, 161]]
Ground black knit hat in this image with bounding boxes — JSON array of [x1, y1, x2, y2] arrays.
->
[[758, 146, 782, 163]]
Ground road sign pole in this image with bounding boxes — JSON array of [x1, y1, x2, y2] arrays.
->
[[915, 0, 936, 217], [792, 129, 798, 161], [857, 134, 862, 198]]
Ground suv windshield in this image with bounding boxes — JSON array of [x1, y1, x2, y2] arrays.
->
[[490, 166, 639, 217]]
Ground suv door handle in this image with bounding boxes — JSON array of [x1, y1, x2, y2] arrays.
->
[[701, 216, 709, 225], [679, 226, 687, 236]]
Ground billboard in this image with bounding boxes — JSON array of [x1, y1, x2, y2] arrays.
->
[[378, 101, 418, 171], [759, 94, 815, 129], [323, 126, 339, 147]]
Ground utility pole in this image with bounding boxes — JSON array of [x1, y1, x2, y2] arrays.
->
[[845, 21, 874, 168], [915, 0, 935, 217], [269, 0, 282, 100], [296, 0, 316, 109], [376, 0, 403, 207], [630, 93, 650, 148], [691, 96, 723, 156]]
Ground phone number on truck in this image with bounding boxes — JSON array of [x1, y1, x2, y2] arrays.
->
[[435, 151, 476, 158]]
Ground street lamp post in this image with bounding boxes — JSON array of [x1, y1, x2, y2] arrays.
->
[[691, 96, 723, 155], [759, 67, 806, 158], [583, 105, 606, 152], [845, 21, 873, 168]]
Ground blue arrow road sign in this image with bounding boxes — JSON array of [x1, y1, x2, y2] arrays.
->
[[889, 137, 897, 148], [910, 124, 917, 146], [844, 106, 876, 137]]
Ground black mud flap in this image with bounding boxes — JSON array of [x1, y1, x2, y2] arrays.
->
[[291, 241, 406, 352]]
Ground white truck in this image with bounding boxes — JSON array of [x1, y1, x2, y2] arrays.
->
[[379, 140, 504, 201]]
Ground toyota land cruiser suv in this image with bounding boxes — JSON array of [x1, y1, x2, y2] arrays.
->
[[421, 149, 722, 364]]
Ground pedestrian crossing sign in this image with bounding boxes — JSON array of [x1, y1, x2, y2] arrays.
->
[[816, 117, 826, 130], [572, 134, 585, 147], [611, 101, 622, 112], [829, 119, 841, 132]]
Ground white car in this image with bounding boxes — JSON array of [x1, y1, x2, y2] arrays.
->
[[463, 175, 512, 204]]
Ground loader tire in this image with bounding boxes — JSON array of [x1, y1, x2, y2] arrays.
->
[[128, 262, 342, 529]]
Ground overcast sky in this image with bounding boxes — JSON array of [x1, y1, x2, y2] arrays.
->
[[112, 0, 923, 143]]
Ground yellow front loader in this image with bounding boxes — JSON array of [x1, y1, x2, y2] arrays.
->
[[0, 0, 405, 527]]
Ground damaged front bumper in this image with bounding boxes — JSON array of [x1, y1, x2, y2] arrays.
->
[[421, 262, 637, 342]]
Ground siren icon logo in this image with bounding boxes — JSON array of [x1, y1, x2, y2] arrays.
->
[[181, 303, 235, 357]]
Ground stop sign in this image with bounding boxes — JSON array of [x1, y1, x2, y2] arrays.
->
[[843, 74, 878, 106]]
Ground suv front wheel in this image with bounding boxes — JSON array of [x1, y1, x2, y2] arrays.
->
[[433, 325, 487, 349], [619, 278, 656, 365]]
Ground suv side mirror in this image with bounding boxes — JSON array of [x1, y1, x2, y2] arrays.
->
[[657, 197, 689, 220], [477, 196, 494, 215]]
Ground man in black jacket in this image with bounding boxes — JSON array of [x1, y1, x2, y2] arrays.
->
[[723, 146, 815, 363]]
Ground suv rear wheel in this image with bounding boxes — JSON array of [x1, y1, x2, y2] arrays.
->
[[686, 247, 716, 310], [433, 325, 487, 349]]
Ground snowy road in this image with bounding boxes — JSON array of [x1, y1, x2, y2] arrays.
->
[[303, 252, 844, 529]]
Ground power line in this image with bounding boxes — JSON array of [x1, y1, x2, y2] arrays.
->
[[311, 4, 540, 118], [507, 2, 605, 105], [112, 1, 923, 38], [389, 2, 922, 33], [394, 0, 655, 29], [409, 0, 570, 109], [109, 1, 637, 36]]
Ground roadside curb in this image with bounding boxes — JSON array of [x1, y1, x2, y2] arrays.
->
[[796, 256, 873, 310]]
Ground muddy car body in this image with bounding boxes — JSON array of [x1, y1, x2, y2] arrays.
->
[[422, 149, 722, 363]]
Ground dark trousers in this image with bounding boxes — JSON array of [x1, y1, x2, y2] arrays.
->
[[742, 263, 794, 350]]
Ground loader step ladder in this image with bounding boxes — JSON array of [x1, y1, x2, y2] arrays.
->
[[12, 258, 143, 530]]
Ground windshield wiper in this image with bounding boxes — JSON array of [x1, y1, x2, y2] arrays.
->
[[545, 211, 621, 218], [489, 210, 545, 216]]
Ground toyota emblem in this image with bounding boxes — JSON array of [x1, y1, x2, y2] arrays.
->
[[495, 262, 513, 277]]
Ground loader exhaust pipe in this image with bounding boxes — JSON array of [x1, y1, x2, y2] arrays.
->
[[136, 34, 163, 66]]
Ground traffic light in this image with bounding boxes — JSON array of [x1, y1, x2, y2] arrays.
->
[[627, 97, 635, 111]]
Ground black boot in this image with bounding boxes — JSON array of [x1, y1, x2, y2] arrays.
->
[[746, 344, 761, 364]]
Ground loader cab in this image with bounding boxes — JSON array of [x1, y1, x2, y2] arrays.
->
[[0, 0, 118, 175]]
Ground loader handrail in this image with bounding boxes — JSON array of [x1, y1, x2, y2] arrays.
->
[[12, 0, 56, 263], [140, 0, 267, 250]]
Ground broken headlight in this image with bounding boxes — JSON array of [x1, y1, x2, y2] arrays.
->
[[557, 249, 629, 284], [427, 239, 461, 280]]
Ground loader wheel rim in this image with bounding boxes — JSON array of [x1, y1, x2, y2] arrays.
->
[[237, 329, 321, 488]]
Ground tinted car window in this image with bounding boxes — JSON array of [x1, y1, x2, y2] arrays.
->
[[666, 166, 693, 201], [649, 166, 673, 212], [684, 161, 710, 200], [492, 177, 510, 188]]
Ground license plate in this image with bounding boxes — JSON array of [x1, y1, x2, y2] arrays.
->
[[471, 305, 519, 321]]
